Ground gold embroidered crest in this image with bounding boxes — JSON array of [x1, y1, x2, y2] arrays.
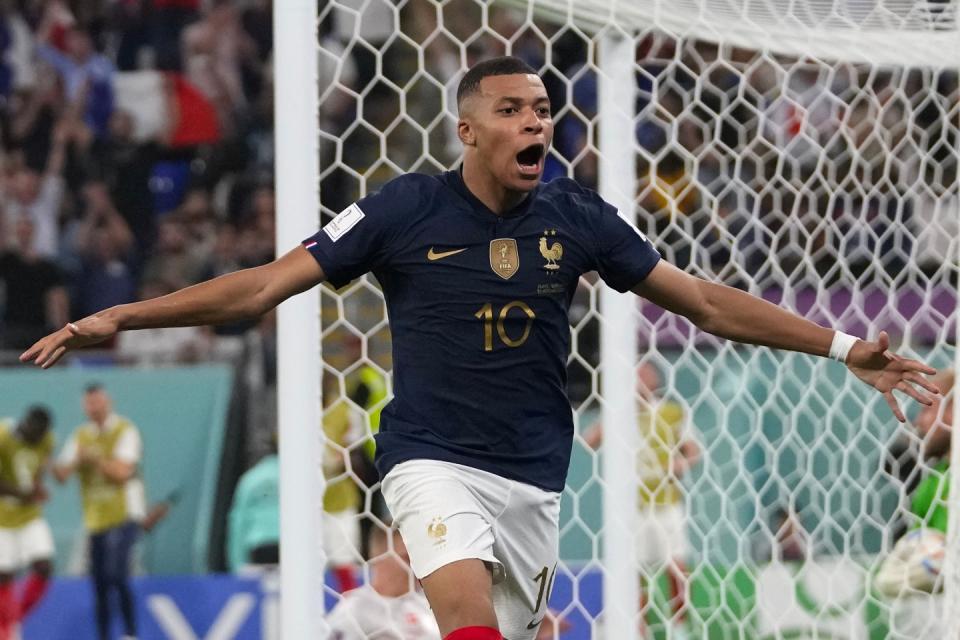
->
[[490, 238, 519, 280], [539, 229, 563, 271], [427, 517, 447, 545]]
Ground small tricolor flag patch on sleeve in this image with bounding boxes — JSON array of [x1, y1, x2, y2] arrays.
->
[[304, 240, 318, 249]]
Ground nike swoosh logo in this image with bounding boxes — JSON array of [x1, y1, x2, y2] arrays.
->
[[526, 616, 545, 630], [427, 247, 468, 261]]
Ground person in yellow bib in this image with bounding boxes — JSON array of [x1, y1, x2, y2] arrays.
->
[[584, 362, 702, 638], [0, 406, 55, 640], [53, 384, 145, 640]]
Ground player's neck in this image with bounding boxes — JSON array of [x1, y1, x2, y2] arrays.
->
[[461, 161, 528, 216]]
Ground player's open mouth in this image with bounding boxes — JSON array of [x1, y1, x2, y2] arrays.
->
[[516, 144, 545, 176]]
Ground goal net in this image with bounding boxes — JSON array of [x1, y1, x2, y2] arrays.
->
[[308, 1, 959, 638]]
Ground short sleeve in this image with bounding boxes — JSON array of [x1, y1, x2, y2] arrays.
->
[[302, 175, 426, 288], [113, 427, 142, 464], [57, 435, 78, 467], [593, 201, 660, 292]]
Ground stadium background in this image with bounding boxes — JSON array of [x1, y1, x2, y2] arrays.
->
[[0, 0, 956, 639]]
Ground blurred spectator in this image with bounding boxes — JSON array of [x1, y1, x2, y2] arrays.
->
[[0, 7, 36, 103], [583, 362, 701, 638], [227, 440, 278, 572], [1, 119, 67, 259], [142, 217, 206, 290], [36, 11, 115, 140], [94, 109, 161, 253], [322, 374, 364, 593], [326, 525, 441, 640], [116, 280, 212, 366], [181, 0, 257, 135], [71, 182, 137, 318], [0, 216, 68, 349], [0, 406, 54, 640], [53, 384, 146, 640]]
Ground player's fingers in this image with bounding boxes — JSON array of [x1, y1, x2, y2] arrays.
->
[[876, 331, 890, 353], [883, 390, 905, 423], [42, 346, 67, 369], [903, 371, 940, 393], [35, 336, 64, 368], [896, 381, 933, 406], [19, 341, 42, 362], [900, 358, 937, 377]]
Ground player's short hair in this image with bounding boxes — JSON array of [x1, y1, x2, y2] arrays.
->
[[84, 382, 104, 394], [456, 56, 540, 112], [23, 405, 51, 431]]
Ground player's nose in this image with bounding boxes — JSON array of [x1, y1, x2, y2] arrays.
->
[[521, 108, 543, 133]]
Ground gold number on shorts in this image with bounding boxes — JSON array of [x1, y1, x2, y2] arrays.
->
[[474, 301, 536, 352], [532, 563, 558, 613]]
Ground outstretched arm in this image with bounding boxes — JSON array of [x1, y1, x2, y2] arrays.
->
[[21, 245, 325, 368], [633, 261, 938, 421]]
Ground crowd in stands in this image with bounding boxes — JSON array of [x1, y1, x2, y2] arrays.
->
[[0, 0, 274, 353]]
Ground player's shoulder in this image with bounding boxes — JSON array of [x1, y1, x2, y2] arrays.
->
[[538, 177, 608, 216], [361, 173, 445, 208]]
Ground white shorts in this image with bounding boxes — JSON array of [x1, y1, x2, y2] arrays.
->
[[323, 508, 361, 566], [636, 503, 689, 571], [382, 459, 561, 640], [0, 518, 55, 573]]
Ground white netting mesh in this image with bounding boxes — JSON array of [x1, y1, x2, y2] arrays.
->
[[314, 1, 958, 638]]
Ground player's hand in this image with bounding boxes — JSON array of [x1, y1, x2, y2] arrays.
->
[[19, 314, 119, 368], [845, 331, 939, 422]]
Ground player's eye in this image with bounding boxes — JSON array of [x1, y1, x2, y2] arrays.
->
[[499, 107, 518, 114], [537, 107, 552, 116]]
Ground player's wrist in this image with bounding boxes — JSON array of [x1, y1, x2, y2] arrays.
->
[[829, 331, 859, 364]]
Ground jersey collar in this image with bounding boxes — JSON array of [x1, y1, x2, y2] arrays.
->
[[447, 167, 539, 220]]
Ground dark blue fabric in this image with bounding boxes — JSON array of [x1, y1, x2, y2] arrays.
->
[[90, 521, 139, 640], [304, 171, 660, 492]]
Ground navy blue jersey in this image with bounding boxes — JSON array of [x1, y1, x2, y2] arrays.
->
[[303, 170, 660, 492]]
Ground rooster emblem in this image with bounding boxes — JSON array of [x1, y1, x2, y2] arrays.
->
[[539, 230, 563, 270]]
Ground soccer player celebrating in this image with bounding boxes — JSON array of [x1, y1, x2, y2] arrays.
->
[[0, 406, 55, 640], [21, 57, 939, 640]]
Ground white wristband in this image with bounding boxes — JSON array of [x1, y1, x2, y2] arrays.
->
[[829, 331, 859, 363]]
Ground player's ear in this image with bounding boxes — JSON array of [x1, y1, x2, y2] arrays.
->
[[458, 118, 476, 146]]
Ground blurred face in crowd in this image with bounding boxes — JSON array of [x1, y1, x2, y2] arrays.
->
[[636, 362, 662, 401], [915, 370, 953, 454], [369, 528, 416, 597], [458, 73, 553, 194], [65, 29, 94, 61], [19, 408, 50, 445], [12, 169, 41, 203], [157, 220, 189, 253], [84, 388, 112, 425]]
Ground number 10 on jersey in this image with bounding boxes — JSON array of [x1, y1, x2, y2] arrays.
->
[[474, 301, 536, 351]]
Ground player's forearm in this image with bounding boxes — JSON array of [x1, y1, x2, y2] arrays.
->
[[694, 280, 835, 357], [107, 267, 272, 331]]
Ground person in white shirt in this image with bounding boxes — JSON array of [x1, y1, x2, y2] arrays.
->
[[327, 524, 440, 640]]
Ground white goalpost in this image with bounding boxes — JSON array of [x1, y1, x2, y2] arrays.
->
[[274, 0, 325, 638], [275, 1, 959, 638]]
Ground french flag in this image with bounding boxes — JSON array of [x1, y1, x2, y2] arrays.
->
[[114, 71, 220, 148]]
